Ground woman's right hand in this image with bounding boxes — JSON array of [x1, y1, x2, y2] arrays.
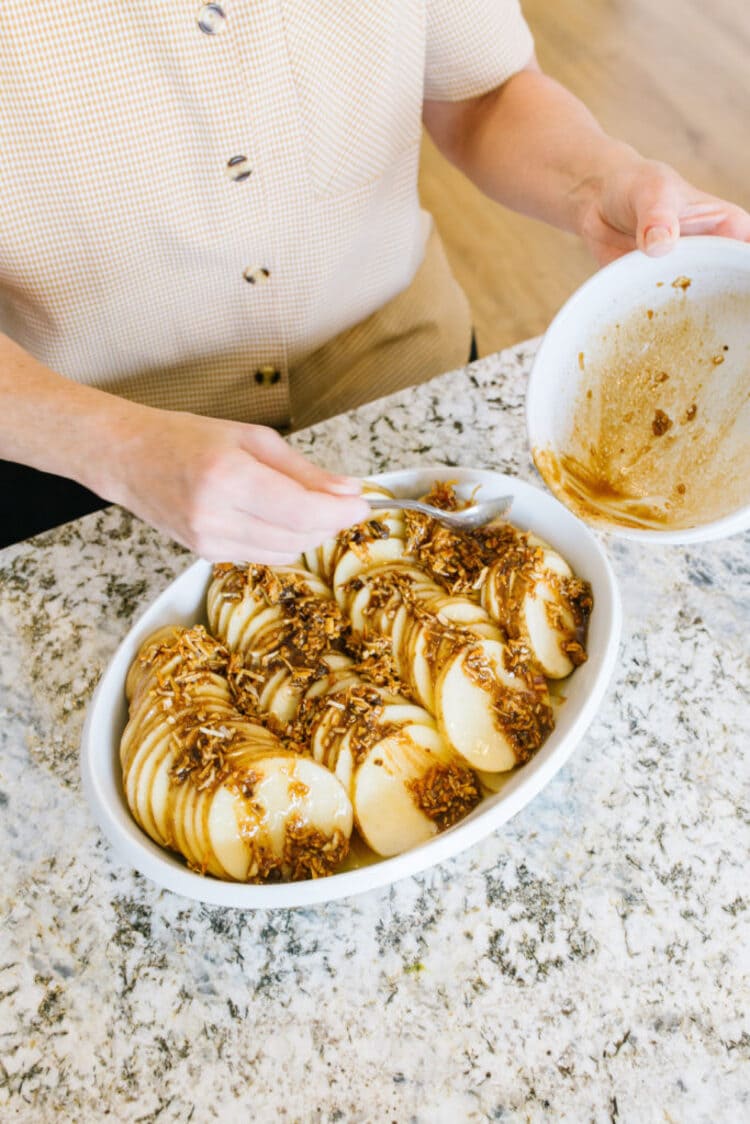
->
[[103, 405, 370, 563]]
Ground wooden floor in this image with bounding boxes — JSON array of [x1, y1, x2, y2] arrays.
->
[[419, 0, 750, 356]]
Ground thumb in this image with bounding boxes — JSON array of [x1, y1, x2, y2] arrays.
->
[[634, 179, 682, 257]]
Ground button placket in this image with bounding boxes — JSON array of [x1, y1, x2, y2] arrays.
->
[[199, 3, 287, 405]]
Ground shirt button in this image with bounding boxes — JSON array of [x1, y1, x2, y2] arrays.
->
[[254, 366, 282, 386], [243, 266, 270, 285], [197, 4, 226, 35], [226, 155, 252, 183]]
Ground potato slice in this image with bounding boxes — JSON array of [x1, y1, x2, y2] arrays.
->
[[481, 534, 582, 679], [206, 581, 247, 639], [213, 589, 266, 649], [207, 754, 353, 881], [273, 566, 332, 595], [434, 639, 523, 772], [346, 580, 375, 635], [309, 703, 348, 768], [234, 603, 283, 648], [125, 627, 185, 701], [388, 602, 409, 658], [190, 788, 227, 879], [484, 565, 577, 680], [167, 769, 201, 869], [353, 755, 437, 856], [474, 769, 512, 795], [332, 539, 407, 601], [127, 730, 169, 837], [322, 726, 357, 794], [206, 785, 252, 881], [378, 702, 438, 729], [303, 536, 340, 583], [352, 724, 452, 857], [522, 582, 577, 679], [466, 620, 504, 641], [147, 740, 182, 846], [303, 657, 359, 700], [378, 515, 406, 539], [360, 481, 396, 499], [422, 595, 490, 628], [399, 617, 435, 712], [264, 671, 305, 725]]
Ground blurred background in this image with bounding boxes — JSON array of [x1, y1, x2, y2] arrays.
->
[[419, 0, 749, 355]]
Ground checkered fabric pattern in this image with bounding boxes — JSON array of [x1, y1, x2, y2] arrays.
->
[[0, 1, 533, 429]]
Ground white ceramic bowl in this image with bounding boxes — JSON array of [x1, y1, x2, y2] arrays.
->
[[527, 236, 750, 543], [80, 467, 622, 908]]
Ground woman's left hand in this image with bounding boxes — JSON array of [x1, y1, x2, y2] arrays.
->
[[580, 154, 750, 265]]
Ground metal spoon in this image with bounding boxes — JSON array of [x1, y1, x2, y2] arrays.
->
[[366, 493, 513, 531]]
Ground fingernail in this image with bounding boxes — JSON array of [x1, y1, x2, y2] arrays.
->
[[326, 476, 362, 495], [644, 225, 674, 253]]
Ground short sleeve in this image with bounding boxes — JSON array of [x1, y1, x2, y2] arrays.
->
[[424, 0, 535, 101]]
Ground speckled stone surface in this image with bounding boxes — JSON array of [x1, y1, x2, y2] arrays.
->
[[1, 340, 748, 1123]]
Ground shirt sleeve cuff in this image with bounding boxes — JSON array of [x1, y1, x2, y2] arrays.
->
[[424, 0, 535, 102]]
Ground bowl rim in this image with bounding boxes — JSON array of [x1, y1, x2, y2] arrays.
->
[[526, 235, 750, 544], [80, 466, 622, 909]]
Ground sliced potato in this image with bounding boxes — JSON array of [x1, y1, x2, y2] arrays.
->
[[480, 532, 582, 680], [218, 754, 353, 880], [168, 768, 200, 869], [234, 603, 283, 648], [465, 620, 504, 641], [426, 597, 491, 630], [434, 640, 520, 772], [378, 702, 439, 729], [148, 740, 181, 846], [265, 672, 305, 725], [151, 529, 580, 880], [360, 481, 396, 500], [206, 785, 253, 881], [346, 580, 375, 635], [353, 750, 438, 856], [193, 786, 226, 878], [401, 618, 435, 712], [332, 539, 407, 601], [127, 723, 172, 831], [522, 583, 576, 679], [388, 602, 410, 658]]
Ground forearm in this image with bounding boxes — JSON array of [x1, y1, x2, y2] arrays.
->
[[0, 332, 369, 560], [424, 65, 639, 237], [0, 332, 140, 500]]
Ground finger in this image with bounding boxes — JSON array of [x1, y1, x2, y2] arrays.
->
[[205, 546, 304, 565], [232, 457, 369, 533], [678, 200, 750, 241], [197, 508, 339, 557], [242, 425, 363, 496]]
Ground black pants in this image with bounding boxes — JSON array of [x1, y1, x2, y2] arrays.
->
[[0, 333, 481, 549], [0, 460, 108, 549]]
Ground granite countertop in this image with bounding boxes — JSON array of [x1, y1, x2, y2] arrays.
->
[[1, 340, 748, 1123]]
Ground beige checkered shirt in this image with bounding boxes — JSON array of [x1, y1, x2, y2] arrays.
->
[[0, 1, 533, 429]]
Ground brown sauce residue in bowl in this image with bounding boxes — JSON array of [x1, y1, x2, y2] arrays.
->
[[534, 286, 750, 531]]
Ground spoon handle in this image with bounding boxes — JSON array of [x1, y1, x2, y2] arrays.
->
[[366, 497, 443, 518]]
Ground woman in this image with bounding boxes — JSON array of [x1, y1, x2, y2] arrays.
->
[[1, 1, 748, 556]]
